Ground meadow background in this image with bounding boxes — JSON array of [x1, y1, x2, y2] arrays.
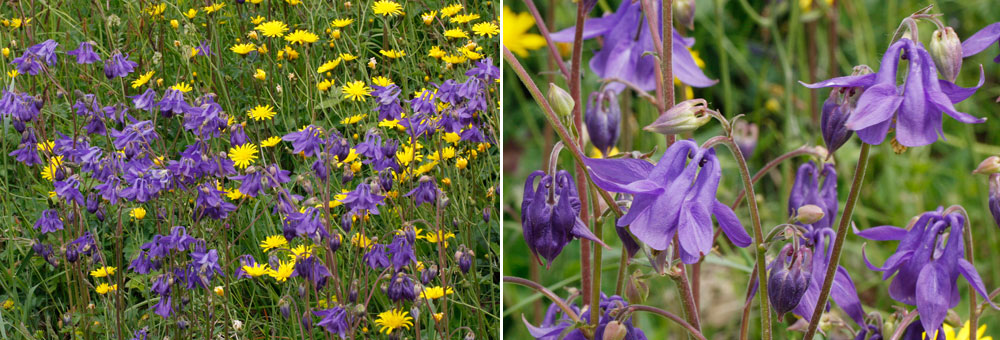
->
[[502, 0, 1000, 338], [0, 0, 500, 339]]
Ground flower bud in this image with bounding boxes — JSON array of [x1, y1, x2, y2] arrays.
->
[[973, 156, 1000, 175], [930, 27, 963, 83], [673, 0, 696, 30], [547, 83, 575, 119], [821, 65, 871, 154], [602, 320, 629, 340], [990, 174, 1000, 230], [793, 204, 825, 224], [585, 90, 621, 156], [767, 244, 812, 321], [279, 298, 291, 319], [732, 120, 758, 158], [643, 99, 711, 135]]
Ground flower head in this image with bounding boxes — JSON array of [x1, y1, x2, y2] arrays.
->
[[585, 90, 621, 156], [342, 80, 372, 102], [67, 41, 101, 64], [314, 307, 350, 338], [372, 1, 403, 17], [521, 170, 607, 266], [472, 22, 499, 38], [375, 308, 413, 334], [256, 20, 288, 37], [285, 30, 318, 44], [247, 105, 276, 121], [33, 209, 63, 234], [104, 52, 138, 79], [502, 7, 546, 57]]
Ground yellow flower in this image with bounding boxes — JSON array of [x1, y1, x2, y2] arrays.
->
[[2, 299, 13, 310], [90, 266, 117, 278], [230, 43, 256, 55], [145, 3, 166, 17], [261, 136, 282, 147], [285, 29, 319, 44], [444, 28, 468, 39], [368, 57, 377, 68], [130, 207, 147, 220], [213, 286, 225, 297], [7, 70, 19, 79], [260, 235, 288, 252], [289, 244, 313, 260], [170, 20, 179, 29], [450, 13, 480, 24], [440, 3, 463, 17], [242, 263, 270, 277], [433, 313, 444, 322], [248, 105, 277, 121], [228, 143, 259, 169], [472, 22, 499, 38], [371, 76, 394, 87], [342, 81, 372, 102], [317, 58, 342, 73], [421, 230, 456, 245], [330, 18, 353, 27], [183, 8, 198, 19], [254, 68, 266, 81], [428, 46, 446, 59], [442, 54, 467, 64], [456, 157, 468, 170], [379, 49, 406, 58], [268, 260, 295, 282], [421, 11, 437, 25], [340, 53, 358, 61], [2, 48, 9, 57], [317, 79, 334, 92], [285, 0, 302, 5], [934, 321, 993, 340], [171, 82, 193, 92], [41, 156, 63, 181], [372, 0, 404, 17], [419, 286, 454, 299], [462, 49, 483, 60], [589, 146, 620, 158], [375, 309, 413, 334], [129, 71, 156, 89], [256, 20, 288, 38], [95, 283, 118, 295], [503, 6, 546, 57], [203, 3, 225, 14], [250, 16, 266, 25], [351, 233, 374, 249], [225, 187, 244, 200], [340, 113, 366, 125]]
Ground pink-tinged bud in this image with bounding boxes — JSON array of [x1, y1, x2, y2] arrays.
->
[[548, 83, 575, 119], [973, 156, 1000, 175], [673, 0, 696, 30], [930, 27, 963, 82], [794, 204, 826, 224], [644, 99, 711, 135], [602, 320, 628, 340]]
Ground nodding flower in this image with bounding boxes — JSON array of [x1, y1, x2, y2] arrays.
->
[[521, 169, 607, 267]]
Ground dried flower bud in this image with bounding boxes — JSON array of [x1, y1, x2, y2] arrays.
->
[[973, 156, 1000, 175], [547, 83, 575, 119], [794, 204, 825, 224], [930, 27, 963, 83], [644, 99, 711, 135]]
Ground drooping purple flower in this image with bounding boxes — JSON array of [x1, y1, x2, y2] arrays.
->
[[363, 244, 390, 269], [153, 295, 173, 318], [372, 84, 403, 121], [150, 275, 171, 297], [11, 40, 59, 75], [194, 182, 236, 220], [264, 163, 292, 188], [33, 209, 63, 234], [293, 256, 331, 289], [386, 272, 416, 302], [231, 171, 263, 197], [282, 125, 325, 157], [388, 234, 416, 270], [405, 177, 439, 207], [67, 41, 101, 64], [524, 294, 647, 340], [9, 129, 42, 166], [857, 207, 998, 334], [54, 177, 85, 206], [465, 58, 500, 82], [33, 240, 57, 266], [802, 38, 986, 147], [104, 52, 138, 79], [768, 244, 812, 320], [129, 328, 149, 340], [550, 1, 715, 92], [962, 22, 1000, 62], [195, 40, 215, 57], [521, 169, 607, 266], [157, 88, 195, 117], [285, 207, 326, 240], [585, 90, 620, 156], [314, 307, 350, 338], [341, 181, 385, 216], [130, 88, 159, 111], [583, 140, 751, 263], [789, 162, 839, 232], [410, 89, 437, 115], [129, 251, 158, 274], [111, 120, 160, 150], [990, 174, 1000, 230], [184, 96, 228, 139]]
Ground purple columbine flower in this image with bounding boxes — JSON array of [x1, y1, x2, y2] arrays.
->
[[465, 58, 500, 82], [789, 162, 839, 232], [585, 90, 621, 156], [802, 38, 986, 147], [231, 171, 263, 197], [34, 209, 63, 234], [195, 40, 214, 57], [157, 88, 195, 117], [583, 139, 751, 263], [314, 307, 350, 338], [363, 244, 390, 269], [67, 41, 101, 64], [194, 182, 236, 221], [11, 39, 59, 75], [104, 52, 138, 79], [857, 207, 998, 334], [293, 256, 331, 289], [282, 125, 325, 157], [386, 272, 416, 302], [989, 174, 1000, 230], [388, 234, 416, 270], [524, 294, 647, 340], [9, 129, 42, 166], [405, 177, 439, 207], [521, 170, 607, 266], [341, 181, 385, 216], [153, 295, 173, 318], [372, 84, 403, 121], [768, 244, 812, 321], [54, 177, 85, 206], [962, 22, 1000, 62], [550, 0, 715, 92], [130, 88, 159, 111]]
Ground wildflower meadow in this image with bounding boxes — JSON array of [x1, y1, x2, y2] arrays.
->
[[0, 0, 500, 339], [503, 0, 1000, 339]]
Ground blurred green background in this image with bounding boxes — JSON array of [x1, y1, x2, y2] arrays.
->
[[502, 0, 1000, 338]]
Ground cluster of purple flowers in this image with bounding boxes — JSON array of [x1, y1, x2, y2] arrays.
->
[[525, 294, 647, 340], [129, 226, 221, 318]]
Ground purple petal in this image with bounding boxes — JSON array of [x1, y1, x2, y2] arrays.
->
[[854, 120, 893, 145], [958, 259, 1000, 309], [845, 83, 902, 131], [572, 219, 610, 249], [895, 47, 941, 147], [799, 73, 876, 89], [672, 34, 717, 87], [962, 22, 1000, 57], [583, 157, 656, 194], [550, 0, 633, 42], [915, 263, 951, 335], [831, 266, 866, 326], [677, 201, 713, 264], [938, 65, 985, 103], [628, 194, 675, 250], [522, 314, 568, 338], [854, 225, 908, 241], [713, 200, 751, 247]]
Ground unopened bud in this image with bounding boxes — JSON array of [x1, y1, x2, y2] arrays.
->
[[794, 204, 825, 224], [973, 156, 1000, 175], [989, 174, 1000, 230], [930, 27, 963, 83], [644, 99, 711, 135], [585, 90, 621, 156], [732, 120, 758, 158], [547, 83, 575, 118], [768, 245, 812, 321], [602, 320, 628, 340], [673, 0, 696, 30]]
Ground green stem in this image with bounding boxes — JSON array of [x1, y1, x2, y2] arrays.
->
[[628, 305, 707, 340], [803, 143, 871, 339]]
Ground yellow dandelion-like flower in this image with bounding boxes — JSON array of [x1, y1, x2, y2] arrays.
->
[[396, 145, 421, 166], [414, 161, 438, 175], [419, 286, 454, 300], [130, 207, 147, 220], [229, 144, 258, 169], [260, 235, 288, 252], [379, 49, 406, 58], [146, 3, 166, 17], [7, 70, 19, 79], [330, 18, 354, 27], [90, 266, 117, 278], [372, 76, 393, 87], [285, 0, 302, 5], [340, 53, 358, 61], [268, 260, 295, 283], [456, 157, 469, 169], [256, 20, 288, 38], [37, 140, 55, 152], [289, 244, 313, 261], [340, 113, 366, 125], [285, 29, 319, 44], [428, 46, 446, 59], [472, 22, 499, 38], [317, 79, 334, 92], [2, 299, 12, 310], [462, 48, 483, 60], [254, 68, 266, 81], [421, 230, 456, 244], [503, 6, 547, 57], [95, 283, 118, 295], [131, 70, 154, 89], [247, 105, 276, 121], [450, 13, 479, 24], [441, 4, 463, 17], [444, 28, 468, 39], [317, 58, 342, 73], [261, 136, 282, 147], [379, 119, 404, 131], [250, 15, 266, 25], [230, 43, 256, 55], [183, 8, 198, 19], [351, 233, 374, 249], [172, 82, 193, 93], [41, 156, 63, 181], [375, 309, 413, 334], [242, 263, 270, 277], [442, 54, 467, 64], [342, 81, 372, 102], [372, 0, 404, 17], [203, 3, 225, 14], [421, 11, 437, 25]]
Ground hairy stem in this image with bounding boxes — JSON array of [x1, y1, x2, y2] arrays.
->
[[503, 276, 581, 323]]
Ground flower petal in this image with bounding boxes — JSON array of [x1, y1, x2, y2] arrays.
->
[[845, 83, 902, 131], [522, 314, 568, 338], [958, 258, 1000, 309], [713, 200, 751, 247], [962, 22, 1000, 57], [855, 225, 909, 241], [915, 262, 951, 335], [938, 65, 985, 104], [799, 73, 876, 89], [583, 157, 656, 194], [830, 266, 866, 326]]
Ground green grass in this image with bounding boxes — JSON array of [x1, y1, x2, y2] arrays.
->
[[502, 0, 1000, 338]]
